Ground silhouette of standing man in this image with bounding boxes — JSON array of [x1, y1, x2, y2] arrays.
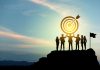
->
[[83, 36, 87, 50], [60, 34, 66, 51], [67, 34, 73, 50], [74, 34, 80, 50], [81, 35, 84, 50], [55, 36, 59, 51]]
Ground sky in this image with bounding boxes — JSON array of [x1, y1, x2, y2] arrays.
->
[[0, 0, 100, 62]]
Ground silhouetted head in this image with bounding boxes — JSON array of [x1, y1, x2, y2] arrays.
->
[[61, 34, 64, 37], [77, 34, 79, 37], [56, 36, 59, 39], [84, 36, 86, 39], [81, 35, 83, 38]]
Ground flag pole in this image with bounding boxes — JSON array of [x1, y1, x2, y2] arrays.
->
[[90, 36, 91, 48], [90, 33, 91, 48]]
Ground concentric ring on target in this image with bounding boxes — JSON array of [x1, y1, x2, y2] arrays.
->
[[61, 16, 79, 34]]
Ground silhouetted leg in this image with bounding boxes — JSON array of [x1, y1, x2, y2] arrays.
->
[[76, 43, 77, 50], [81, 43, 83, 50], [78, 43, 79, 50], [58, 43, 59, 51], [82, 43, 83, 50], [85, 45, 86, 50], [60, 43, 62, 51], [69, 43, 70, 50], [63, 43, 65, 51], [84, 43, 86, 50], [56, 43, 57, 51], [56, 43, 59, 51], [71, 42, 73, 50], [82, 43, 84, 50]]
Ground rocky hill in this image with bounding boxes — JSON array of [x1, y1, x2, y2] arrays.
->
[[33, 48, 100, 69]]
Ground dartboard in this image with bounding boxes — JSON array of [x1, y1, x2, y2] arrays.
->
[[61, 16, 79, 34]]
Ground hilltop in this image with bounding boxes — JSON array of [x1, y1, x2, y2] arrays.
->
[[33, 48, 100, 69]]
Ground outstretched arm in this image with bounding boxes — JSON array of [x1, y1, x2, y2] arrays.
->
[[66, 34, 75, 37], [72, 34, 76, 38], [66, 35, 69, 37], [64, 35, 67, 38], [73, 36, 76, 38]]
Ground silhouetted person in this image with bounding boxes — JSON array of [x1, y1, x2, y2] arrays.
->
[[74, 34, 80, 50], [83, 36, 87, 50], [81, 35, 84, 50], [55, 36, 59, 51], [67, 34, 73, 50], [60, 34, 66, 51]]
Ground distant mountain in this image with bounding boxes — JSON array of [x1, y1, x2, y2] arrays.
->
[[0, 50, 42, 62], [0, 60, 33, 66]]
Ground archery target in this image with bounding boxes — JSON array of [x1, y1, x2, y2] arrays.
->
[[61, 16, 79, 34]]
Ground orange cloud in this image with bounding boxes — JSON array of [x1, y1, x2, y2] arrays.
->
[[0, 30, 51, 46]]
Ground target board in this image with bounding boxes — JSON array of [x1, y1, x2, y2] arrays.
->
[[61, 16, 79, 35]]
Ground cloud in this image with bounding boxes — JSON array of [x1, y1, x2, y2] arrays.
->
[[0, 26, 51, 48], [30, 0, 68, 17]]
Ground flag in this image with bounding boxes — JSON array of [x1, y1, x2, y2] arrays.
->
[[90, 33, 96, 38]]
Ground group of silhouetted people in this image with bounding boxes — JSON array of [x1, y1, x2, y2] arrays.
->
[[55, 34, 87, 51]]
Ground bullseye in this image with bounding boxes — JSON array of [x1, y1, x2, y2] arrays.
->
[[61, 16, 79, 34]]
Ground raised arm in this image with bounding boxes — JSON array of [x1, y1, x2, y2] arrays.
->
[[73, 36, 76, 38], [64, 35, 67, 38]]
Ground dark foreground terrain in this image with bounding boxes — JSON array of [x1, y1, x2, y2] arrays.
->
[[0, 48, 100, 70]]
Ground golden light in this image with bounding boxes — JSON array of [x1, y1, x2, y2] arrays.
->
[[61, 16, 79, 35]]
